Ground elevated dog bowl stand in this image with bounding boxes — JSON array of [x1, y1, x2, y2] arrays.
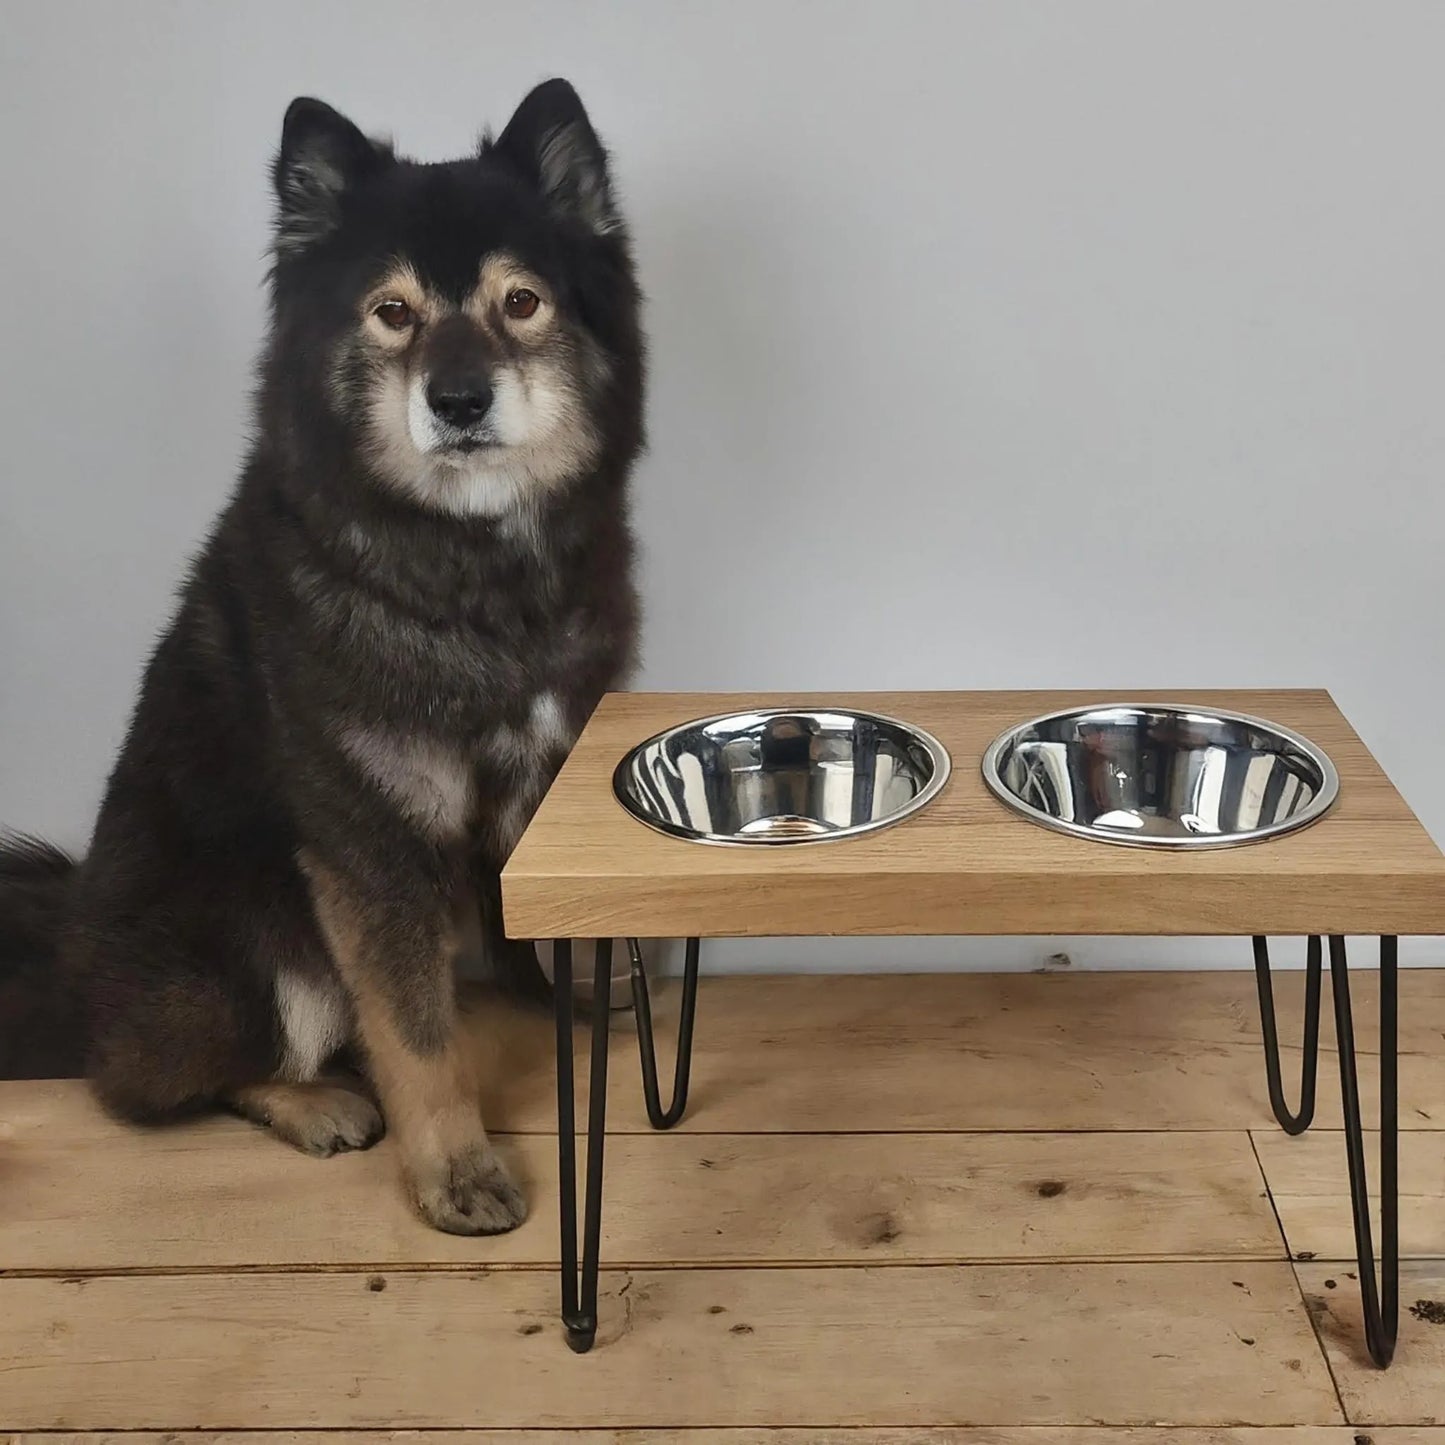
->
[[501, 689, 1445, 1364]]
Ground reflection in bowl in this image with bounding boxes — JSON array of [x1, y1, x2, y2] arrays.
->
[[982, 704, 1338, 849], [613, 709, 951, 846]]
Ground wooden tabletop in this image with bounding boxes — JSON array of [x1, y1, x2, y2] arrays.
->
[[500, 690, 1445, 939]]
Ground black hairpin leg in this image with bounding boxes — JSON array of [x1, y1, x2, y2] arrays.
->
[[1328, 933, 1399, 1368], [1253, 932, 1399, 1367], [628, 936, 702, 1130], [1253, 934, 1323, 1134], [553, 936, 612, 1354]]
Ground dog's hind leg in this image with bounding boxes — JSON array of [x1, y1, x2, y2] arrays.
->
[[93, 951, 382, 1158], [80, 833, 382, 1164], [225, 961, 383, 1155], [304, 853, 526, 1236], [85, 940, 273, 1126], [230, 1078, 383, 1157]]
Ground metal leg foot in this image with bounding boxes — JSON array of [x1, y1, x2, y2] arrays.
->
[[628, 936, 701, 1130], [1328, 934, 1399, 1368], [554, 937, 613, 1353], [1252, 935, 1323, 1134]]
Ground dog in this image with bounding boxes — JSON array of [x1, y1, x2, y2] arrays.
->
[[0, 78, 644, 1235]]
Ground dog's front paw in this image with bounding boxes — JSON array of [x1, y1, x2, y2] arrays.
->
[[408, 1144, 528, 1235]]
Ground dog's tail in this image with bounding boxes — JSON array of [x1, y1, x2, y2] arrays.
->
[[0, 833, 87, 1079]]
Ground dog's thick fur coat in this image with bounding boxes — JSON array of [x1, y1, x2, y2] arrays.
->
[[0, 80, 643, 1234]]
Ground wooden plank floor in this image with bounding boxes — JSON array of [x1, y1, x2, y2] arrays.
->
[[4, 969, 1445, 1437], [10, 1436, 1445, 1445], [12, 1435, 1445, 1444]]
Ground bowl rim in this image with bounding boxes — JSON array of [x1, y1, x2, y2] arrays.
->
[[611, 705, 954, 847], [979, 700, 1341, 851]]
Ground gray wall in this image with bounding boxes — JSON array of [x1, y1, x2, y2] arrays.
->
[[3, 1, 1442, 971]]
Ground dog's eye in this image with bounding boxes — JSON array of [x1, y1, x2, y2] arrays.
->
[[505, 288, 540, 320], [373, 299, 415, 331]]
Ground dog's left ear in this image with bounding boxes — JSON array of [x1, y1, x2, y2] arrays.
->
[[492, 79, 618, 236], [273, 98, 393, 257]]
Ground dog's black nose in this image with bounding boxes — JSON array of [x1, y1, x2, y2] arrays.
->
[[426, 378, 493, 429]]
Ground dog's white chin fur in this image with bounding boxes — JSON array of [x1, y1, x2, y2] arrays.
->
[[425, 459, 533, 519], [370, 369, 599, 519]]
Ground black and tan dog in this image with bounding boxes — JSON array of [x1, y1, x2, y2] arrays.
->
[[0, 79, 643, 1234]]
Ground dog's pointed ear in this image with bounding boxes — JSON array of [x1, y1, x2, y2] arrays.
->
[[273, 98, 392, 257], [491, 79, 618, 235]]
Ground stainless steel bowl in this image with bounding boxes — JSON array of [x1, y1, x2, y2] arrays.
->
[[981, 703, 1339, 849], [613, 708, 952, 846]]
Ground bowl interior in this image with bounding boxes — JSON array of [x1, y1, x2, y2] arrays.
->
[[983, 705, 1337, 847], [614, 709, 950, 845]]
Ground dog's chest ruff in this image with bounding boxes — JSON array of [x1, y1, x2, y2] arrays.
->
[[339, 686, 578, 843], [339, 727, 477, 837]]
